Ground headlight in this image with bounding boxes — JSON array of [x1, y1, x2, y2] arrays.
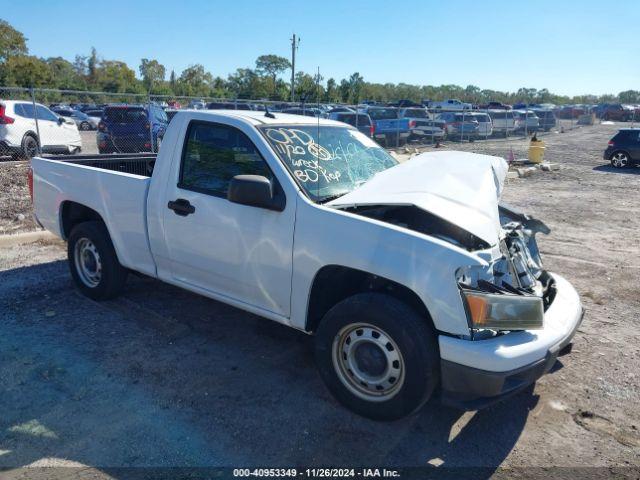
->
[[462, 289, 544, 331]]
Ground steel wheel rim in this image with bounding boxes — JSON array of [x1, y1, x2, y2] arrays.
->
[[612, 153, 628, 167], [74, 238, 102, 287], [332, 323, 405, 402]]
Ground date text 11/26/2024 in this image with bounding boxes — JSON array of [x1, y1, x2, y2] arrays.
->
[[233, 468, 401, 478]]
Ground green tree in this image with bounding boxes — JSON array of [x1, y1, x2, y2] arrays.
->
[[96, 60, 139, 93], [325, 78, 339, 103], [178, 64, 213, 96], [340, 72, 364, 104], [255, 54, 291, 94], [73, 54, 88, 77], [0, 19, 27, 62], [2, 55, 52, 87], [87, 47, 98, 84], [46, 57, 86, 90], [139, 58, 166, 92], [619, 90, 640, 104]]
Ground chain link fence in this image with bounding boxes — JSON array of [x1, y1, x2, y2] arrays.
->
[[0, 86, 617, 161]]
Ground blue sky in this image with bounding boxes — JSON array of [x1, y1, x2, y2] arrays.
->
[[5, 0, 639, 96]]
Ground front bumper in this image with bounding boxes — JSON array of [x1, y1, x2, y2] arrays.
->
[[439, 273, 583, 410]]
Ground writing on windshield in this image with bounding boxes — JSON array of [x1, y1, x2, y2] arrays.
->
[[260, 125, 397, 202]]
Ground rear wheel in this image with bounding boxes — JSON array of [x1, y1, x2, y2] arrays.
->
[[67, 221, 128, 300], [21, 135, 38, 160], [611, 152, 630, 168], [314, 293, 439, 420], [80, 121, 91, 131]]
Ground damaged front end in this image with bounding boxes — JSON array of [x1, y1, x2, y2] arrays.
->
[[457, 205, 556, 337]]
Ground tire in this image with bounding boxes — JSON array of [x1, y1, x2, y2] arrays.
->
[[80, 121, 91, 131], [610, 151, 630, 168], [314, 293, 440, 420], [21, 134, 39, 160], [67, 221, 128, 300]]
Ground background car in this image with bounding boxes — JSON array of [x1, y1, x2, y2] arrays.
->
[[52, 108, 98, 130], [398, 107, 446, 141], [479, 101, 511, 110], [604, 128, 640, 168], [327, 106, 355, 114], [97, 104, 167, 154], [532, 109, 557, 131], [467, 112, 493, 137], [598, 104, 636, 122], [436, 112, 479, 139], [328, 111, 374, 137], [488, 110, 518, 135], [365, 106, 411, 146], [513, 110, 540, 133], [281, 107, 325, 117], [0, 100, 81, 158], [427, 99, 473, 111], [83, 108, 104, 124]]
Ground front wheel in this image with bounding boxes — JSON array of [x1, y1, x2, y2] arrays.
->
[[611, 152, 630, 168], [314, 293, 440, 420], [80, 121, 91, 131], [67, 221, 128, 300]]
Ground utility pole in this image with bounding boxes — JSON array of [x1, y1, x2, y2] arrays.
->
[[290, 34, 300, 103]]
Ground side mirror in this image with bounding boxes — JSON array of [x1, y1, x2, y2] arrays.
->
[[57, 116, 65, 124], [227, 175, 285, 211]]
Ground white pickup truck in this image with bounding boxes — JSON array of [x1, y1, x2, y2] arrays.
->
[[30, 110, 583, 420], [426, 99, 473, 111]]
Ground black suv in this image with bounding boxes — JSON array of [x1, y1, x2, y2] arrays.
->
[[604, 129, 640, 168]]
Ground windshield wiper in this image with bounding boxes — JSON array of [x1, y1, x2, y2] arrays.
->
[[318, 191, 350, 204]]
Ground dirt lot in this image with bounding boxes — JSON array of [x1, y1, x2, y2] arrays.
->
[[0, 123, 639, 475]]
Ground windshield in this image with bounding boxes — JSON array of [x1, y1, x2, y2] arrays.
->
[[404, 109, 428, 118], [104, 108, 147, 123], [259, 125, 397, 202], [368, 108, 398, 120]]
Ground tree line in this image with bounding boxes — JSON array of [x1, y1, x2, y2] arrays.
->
[[1, 18, 638, 105]]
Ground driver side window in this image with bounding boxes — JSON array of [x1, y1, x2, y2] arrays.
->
[[179, 121, 272, 197]]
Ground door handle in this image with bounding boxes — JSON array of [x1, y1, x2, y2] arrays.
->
[[167, 198, 195, 216]]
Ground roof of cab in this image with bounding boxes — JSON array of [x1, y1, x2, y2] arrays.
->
[[181, 109, 346, 127]]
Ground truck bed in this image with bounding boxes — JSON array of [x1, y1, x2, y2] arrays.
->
[[61, 153, 157, 177], [32, 153, 158, 277]]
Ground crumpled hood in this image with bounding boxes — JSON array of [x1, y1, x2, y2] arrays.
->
[[328, 151, 509, 246]]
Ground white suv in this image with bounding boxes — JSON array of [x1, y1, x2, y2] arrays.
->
[[0, 100, 82, 159]]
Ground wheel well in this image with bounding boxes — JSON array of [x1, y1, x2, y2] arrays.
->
[[60, 201, 104, 239], [305, 265, 433, 333], [23, 131, 38, 143]]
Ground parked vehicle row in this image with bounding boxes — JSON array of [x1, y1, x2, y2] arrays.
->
[[0, 94, 585, 160]]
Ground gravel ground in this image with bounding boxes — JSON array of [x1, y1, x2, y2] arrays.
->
[[0, 123, 639, 475]]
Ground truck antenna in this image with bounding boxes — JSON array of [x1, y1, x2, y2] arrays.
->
[[264, 105, 275, 119]]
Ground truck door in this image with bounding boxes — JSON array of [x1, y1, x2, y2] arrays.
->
[[161, 120, 295, 318]]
